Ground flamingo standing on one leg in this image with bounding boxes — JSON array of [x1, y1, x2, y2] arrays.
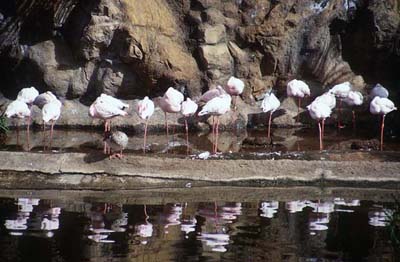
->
[[225, 77, 244, 110], [154, 87, 184, 151], [343, 91, 363, 129], [329, 81, 351, 129], [286, 79, 310, 122], [307, 100, 332, 151], [314, 92, 336, 139], [198, 94, 232, 154], [16, 86, 39, 146], [104, 130, 129, 159], [260, 91, 281, 140], [34, 91, 59, 146], [89, 94, 129, 154], [369, 96, 397, 151], [181, 98, 198, 154], [42, 98, 62, 150], [5, 100, 31, 148], [136, 96, 154, 153]]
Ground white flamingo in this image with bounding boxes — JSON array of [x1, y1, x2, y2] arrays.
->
[[198, 94, 232, 153], [155, 87, 184, 149], [307, 100, 332, 150], [136, 96, 154, 153], [5, 100, 31, 146], [181, 98, 198, 153], [370, 83, 389, 98], [329, 81, 351, 128], [343, 91, 363, 128], [225, 77, 244, 110], [17, 86, 39, 106], [42, 98, 62, 149], [369, 96, 397, 150], [287, 79, 310, 121], [261, 91, 281, 139]]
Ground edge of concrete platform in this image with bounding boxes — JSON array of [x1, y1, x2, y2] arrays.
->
[[0, 151, 399, 189]]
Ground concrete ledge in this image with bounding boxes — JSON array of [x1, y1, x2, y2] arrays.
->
[[0, 151, 399, 189]]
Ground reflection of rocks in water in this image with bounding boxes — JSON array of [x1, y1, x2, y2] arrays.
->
[[204, 131, 247, 153], [328, 139, 380, 151]]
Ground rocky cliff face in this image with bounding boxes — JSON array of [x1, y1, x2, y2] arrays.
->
[[0, 0, 399, 128]]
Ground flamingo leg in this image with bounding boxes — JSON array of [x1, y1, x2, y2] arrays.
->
[[16, 120, 20, 146], [215, 117, 220, 154], [43, 121, 46, 151], [318, 120, 323, 151], [143, 118, 148, 153], [185, 117, 189, 155], [380, 114, 385, 151], [322, 118, 325, 140], [297, 97, 301, 122], [338, 100, 344, 129], [212, 116, 215, 153], [352, 110, 356, 130], [50, 120, 55, 150], [267, 111, 272, 139], [165, 112, 169, 152], [26, 117, 30, 151]]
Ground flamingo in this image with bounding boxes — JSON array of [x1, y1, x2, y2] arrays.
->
[[198, 94, 232, 153], [103, 130, 129, 159], [89, 94, 129, 154], [369, 96, 397, 151], [5, 100, 31, 146], [260, 91, 281, 139], [181, 98, 198, 153], [343, 91, 363, 128], [370, 83, 389, 98], [89, 94, 129, 132], [42, 98, 62, 149], [329, 81, 351, 128], [17, 86, 39, 106], [155, 87, 184, 149], [225, 77, 244, 110], [307, 100, 332, 150], [136, 96, 154, 153], [199, 85, 226, 103], [286, 79, 310, 121]]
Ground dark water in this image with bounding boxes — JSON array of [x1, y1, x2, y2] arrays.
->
[[0, 194, 398, 262]]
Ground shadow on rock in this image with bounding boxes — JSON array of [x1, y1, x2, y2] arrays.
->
[[83, 151, 108, 163]]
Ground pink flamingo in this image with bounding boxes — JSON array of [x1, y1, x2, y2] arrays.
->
[[136, 96, 154, 153], [343, 91, 363, 128], [181, 98, 198, 153], [198, 94, 231, 153], [89, 94, 129, 154], [154, 87, 184, 150], [370, 96, 397, 151], [42, 98, 62, 150], [307, 100, 332, 151], [287, 79, 310, 121], [5, 100, 31, 146], [261, 91, 281, 139], [225, 77, 244, 110], [329, 81, 351, 128]]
